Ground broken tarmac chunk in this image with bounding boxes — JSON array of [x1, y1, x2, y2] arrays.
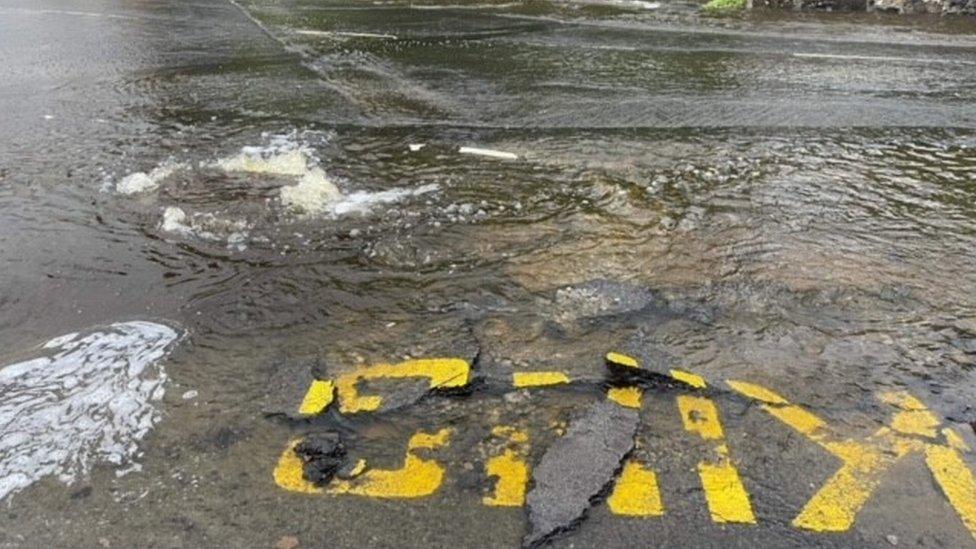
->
[[263, 360, 329, 419], [523, 399, 640, 547], [336, 342, 479, 415], [294, 432, 347, 486]]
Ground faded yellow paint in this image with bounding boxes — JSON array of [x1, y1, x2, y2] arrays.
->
[[409, 428, 453, 449], [336, 358, 470, 414], [670, 369, 706, 389], [725, 380, 788, 405], [677, 395, 754, 524], [678, 396, 724, 440], [732, 381, 976, 539], [329, 429, 453, 499], [944, 428, 971, 452], [606, 352, 639, 369], [344, 459, 367, 478], [273, 439, 324, 494], [699, 462, 756, 523], [608, 386, 643, 409], [298, 380, 335, 416], [512, 371, 570, 388], [491, 425, 529, 444], [608, 460, 664, 517], [881, 391, 939, 438]]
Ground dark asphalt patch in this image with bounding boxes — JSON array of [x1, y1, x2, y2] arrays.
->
[[294, 432, 347, 486]]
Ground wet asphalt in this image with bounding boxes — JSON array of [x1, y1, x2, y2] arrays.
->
[[3, 0, 976, 547]]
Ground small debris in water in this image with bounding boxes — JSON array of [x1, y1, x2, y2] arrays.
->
[[458, 146, 518, 160], [408, 143, 426, 152], [295, 29, 397, 40]]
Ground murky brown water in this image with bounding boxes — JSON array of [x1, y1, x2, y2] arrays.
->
[[2, 0, 976, 546]]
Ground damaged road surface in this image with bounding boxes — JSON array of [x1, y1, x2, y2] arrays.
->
[[5, 0, 976, 547], [524, 399, 640, 547]]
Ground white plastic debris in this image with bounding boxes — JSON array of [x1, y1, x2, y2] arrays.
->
[[458, 146, 518, 160]]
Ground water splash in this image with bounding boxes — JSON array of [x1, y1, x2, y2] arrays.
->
[[115, 160, 185, 195]]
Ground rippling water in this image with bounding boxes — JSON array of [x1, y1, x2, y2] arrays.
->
[[1, 0, 976, 544]]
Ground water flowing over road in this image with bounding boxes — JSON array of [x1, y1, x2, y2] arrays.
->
[[2, 0, 976, 546]]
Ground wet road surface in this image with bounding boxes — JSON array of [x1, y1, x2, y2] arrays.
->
[[2, 0, 976, 546]]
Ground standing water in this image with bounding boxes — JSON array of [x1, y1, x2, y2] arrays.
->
[[1, 0, 976, 546]]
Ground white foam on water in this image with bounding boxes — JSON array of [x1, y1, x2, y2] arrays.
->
[[116, 161, 185, 195], [216, 148, 310, 177], [160, 206, 193, 236], [0, 321, 180, 502], [279, 167, 346, 215], [332, 183, 440, 216], [214, 134, 347, 215], [215, 133, 316, 177], [218, 134, 436, 217], [127, 133, 440, 232], [160, 207, 250, 249]]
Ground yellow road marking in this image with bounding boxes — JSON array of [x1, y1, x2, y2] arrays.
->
[[699, 461, 755, 523], [329, 429, 452, 498], [678, 396, 725, 441], [483, 426, 529, 507], [273, 439, 323, 494], [670, 369, 706, 389], [336, 358, 470, 413], [298, 380, 335, 416], [729, 382, 976, 539], [604, 351, 664, 517], [274, 429, 453, 499], [607, 386, 643, 409], [606, 352, 639, 369], [944, 428, 971, 452], [725, 380, 788, 405], [678, 395, 755, 524], [608, 460, 664, 517], [926, 444, 976, 537], [880, 392, 940, 438], [512, 371, 570, 388]]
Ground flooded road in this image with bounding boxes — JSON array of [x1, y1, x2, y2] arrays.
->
[[2, 0, 976, 546]]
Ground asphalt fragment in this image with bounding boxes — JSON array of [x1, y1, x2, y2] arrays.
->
[[523, 399, 640, 547], [294, 432, 347, 486], [263, 360, 324, 419], [360, 342, 480, 414]]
